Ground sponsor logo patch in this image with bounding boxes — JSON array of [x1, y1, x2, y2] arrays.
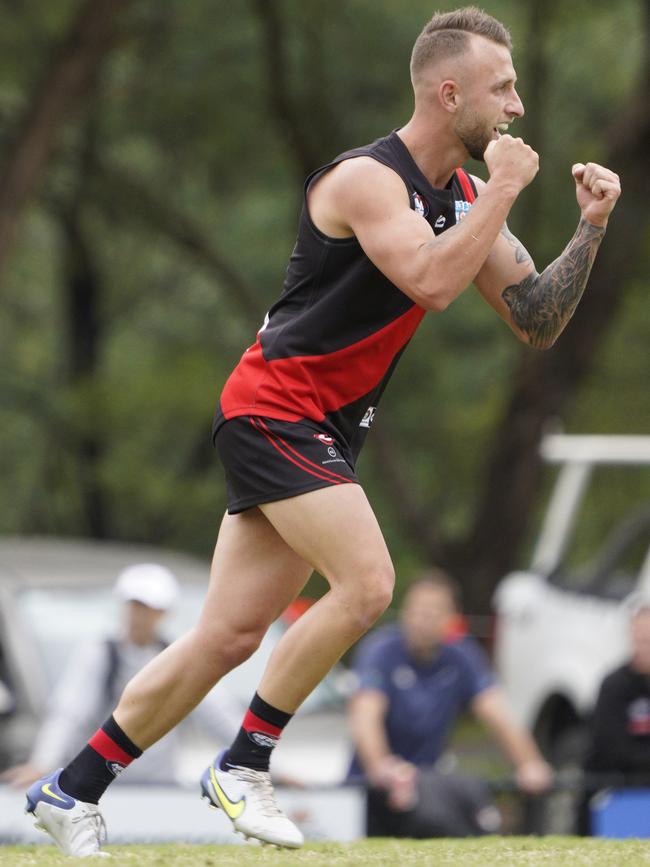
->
[[434, 214, 446, 230], [455, 199, 472, 223], [107, 761, 126, 777], [313, 433, 334, 445]]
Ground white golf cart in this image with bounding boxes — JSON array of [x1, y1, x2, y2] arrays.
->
[[493, 434, 650, 831]]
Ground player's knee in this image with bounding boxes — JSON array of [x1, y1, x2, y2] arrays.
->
[[227, 629, 265, 668], [370, 565, 395, 618], [355, 563, 395, 625], [205, 625, 265, 672]]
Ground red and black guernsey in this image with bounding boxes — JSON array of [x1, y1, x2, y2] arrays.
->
[[214, 130, 477, 458]]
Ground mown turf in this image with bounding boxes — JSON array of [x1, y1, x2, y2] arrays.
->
[[1, 838, 650, 866]]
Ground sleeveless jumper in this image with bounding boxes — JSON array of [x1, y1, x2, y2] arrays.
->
[[214, 130, 477, 458]]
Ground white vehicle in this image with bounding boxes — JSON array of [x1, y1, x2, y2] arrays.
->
[[493, 434, 650, 825]]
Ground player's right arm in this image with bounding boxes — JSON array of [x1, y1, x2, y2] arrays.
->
[[348, 689, 392, 779], [348, 689, 418, 809], [308, 135, 538, 312]]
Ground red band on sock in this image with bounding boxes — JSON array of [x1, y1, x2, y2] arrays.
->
[[88, 729, 135, 767], [242, 710, 283, 738]]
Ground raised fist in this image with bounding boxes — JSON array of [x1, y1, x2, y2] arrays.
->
[[572, 162, 621, 227], [485, 134, 539, 193]]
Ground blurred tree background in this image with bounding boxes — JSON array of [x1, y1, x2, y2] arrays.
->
[[0, 0, 648, 613]]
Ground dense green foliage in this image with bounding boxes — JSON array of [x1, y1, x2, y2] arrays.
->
[[0, 1, 647, 605]]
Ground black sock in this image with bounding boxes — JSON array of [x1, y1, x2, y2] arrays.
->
[[58, 715, 143, 804], [221, 692, 293, 772]]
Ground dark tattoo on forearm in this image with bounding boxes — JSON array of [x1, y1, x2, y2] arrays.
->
[[501, 218, 605, 348]]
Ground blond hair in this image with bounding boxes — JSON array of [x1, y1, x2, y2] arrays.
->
[[411, 6, 512, 81]]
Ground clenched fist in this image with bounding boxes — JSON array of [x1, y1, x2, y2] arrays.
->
[[484, 134, 539, 193], [572, 162, 621, 227]]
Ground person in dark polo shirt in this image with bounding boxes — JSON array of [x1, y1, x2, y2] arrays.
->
[[586, 597, 650, 776], [580, 596, 650, 833], [348, 570, 551, 837]]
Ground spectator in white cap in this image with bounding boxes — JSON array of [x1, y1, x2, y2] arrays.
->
[[3, 564, 241, 789], [114, 563, 180, 648]]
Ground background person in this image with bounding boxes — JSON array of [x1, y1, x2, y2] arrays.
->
[[3, 564, 240, 789], [348, 571, 552, 837], [579, 596, 650, 833]]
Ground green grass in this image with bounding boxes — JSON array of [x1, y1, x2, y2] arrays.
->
[[1, 838, 650, 866]]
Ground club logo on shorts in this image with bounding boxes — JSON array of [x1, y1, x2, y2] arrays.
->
[[360, 406, 376, 429], [313, 433, 334, 445], [248, 731, 279, 749], [413, 192, 429, 217]]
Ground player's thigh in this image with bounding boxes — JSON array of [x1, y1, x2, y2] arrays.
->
[[197, 507, 312, 635], [258, 483, 394, 595]]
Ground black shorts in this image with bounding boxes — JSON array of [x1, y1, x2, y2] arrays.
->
[[215, 415, 359, 514]]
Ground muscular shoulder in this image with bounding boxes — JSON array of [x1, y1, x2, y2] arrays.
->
[[324, 156, 404, 190], [310, 157, 410, 227]]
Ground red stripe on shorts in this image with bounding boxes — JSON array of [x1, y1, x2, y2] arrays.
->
[[88, 729, 135, 767], [254, 417, 352, 483], [242, 710, 283, 738], [249, 418, 344, 485]]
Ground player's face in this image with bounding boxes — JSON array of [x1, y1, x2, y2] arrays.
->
[[400, 584, 455, 656], [631, 610, 650, 673], [454, 36, 524, 161]]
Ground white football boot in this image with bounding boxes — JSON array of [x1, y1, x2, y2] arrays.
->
[[201, 751, 304, 848], [25, 769, 110, 858]]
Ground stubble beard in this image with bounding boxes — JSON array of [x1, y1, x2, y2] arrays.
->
[[454, 109, 493, 162]]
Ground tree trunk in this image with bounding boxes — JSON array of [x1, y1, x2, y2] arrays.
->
[[59, 181, 108, 539], [0, 0, 132, 281], [251, 0, 319, 180], [516, 0, 556, 254]]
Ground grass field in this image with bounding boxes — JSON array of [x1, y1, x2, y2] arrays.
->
[[1, 838, 650, 866]]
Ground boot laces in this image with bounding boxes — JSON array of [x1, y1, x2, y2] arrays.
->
[[230, 766, 283, 817], [72, 805, 107, 848]]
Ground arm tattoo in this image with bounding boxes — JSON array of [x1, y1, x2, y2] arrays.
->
[[500, 224, 533, 266], [501, 218, 605, 348]]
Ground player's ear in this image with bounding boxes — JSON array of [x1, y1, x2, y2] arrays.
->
[[439, 80, 460, 114]]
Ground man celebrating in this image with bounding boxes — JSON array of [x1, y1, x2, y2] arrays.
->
[[27, 7, 620, 856]]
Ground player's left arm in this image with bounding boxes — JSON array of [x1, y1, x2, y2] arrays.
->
[[472, 162, 621, 349]]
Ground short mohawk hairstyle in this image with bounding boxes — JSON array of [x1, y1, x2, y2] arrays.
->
[[411, 6, 512, 81]]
